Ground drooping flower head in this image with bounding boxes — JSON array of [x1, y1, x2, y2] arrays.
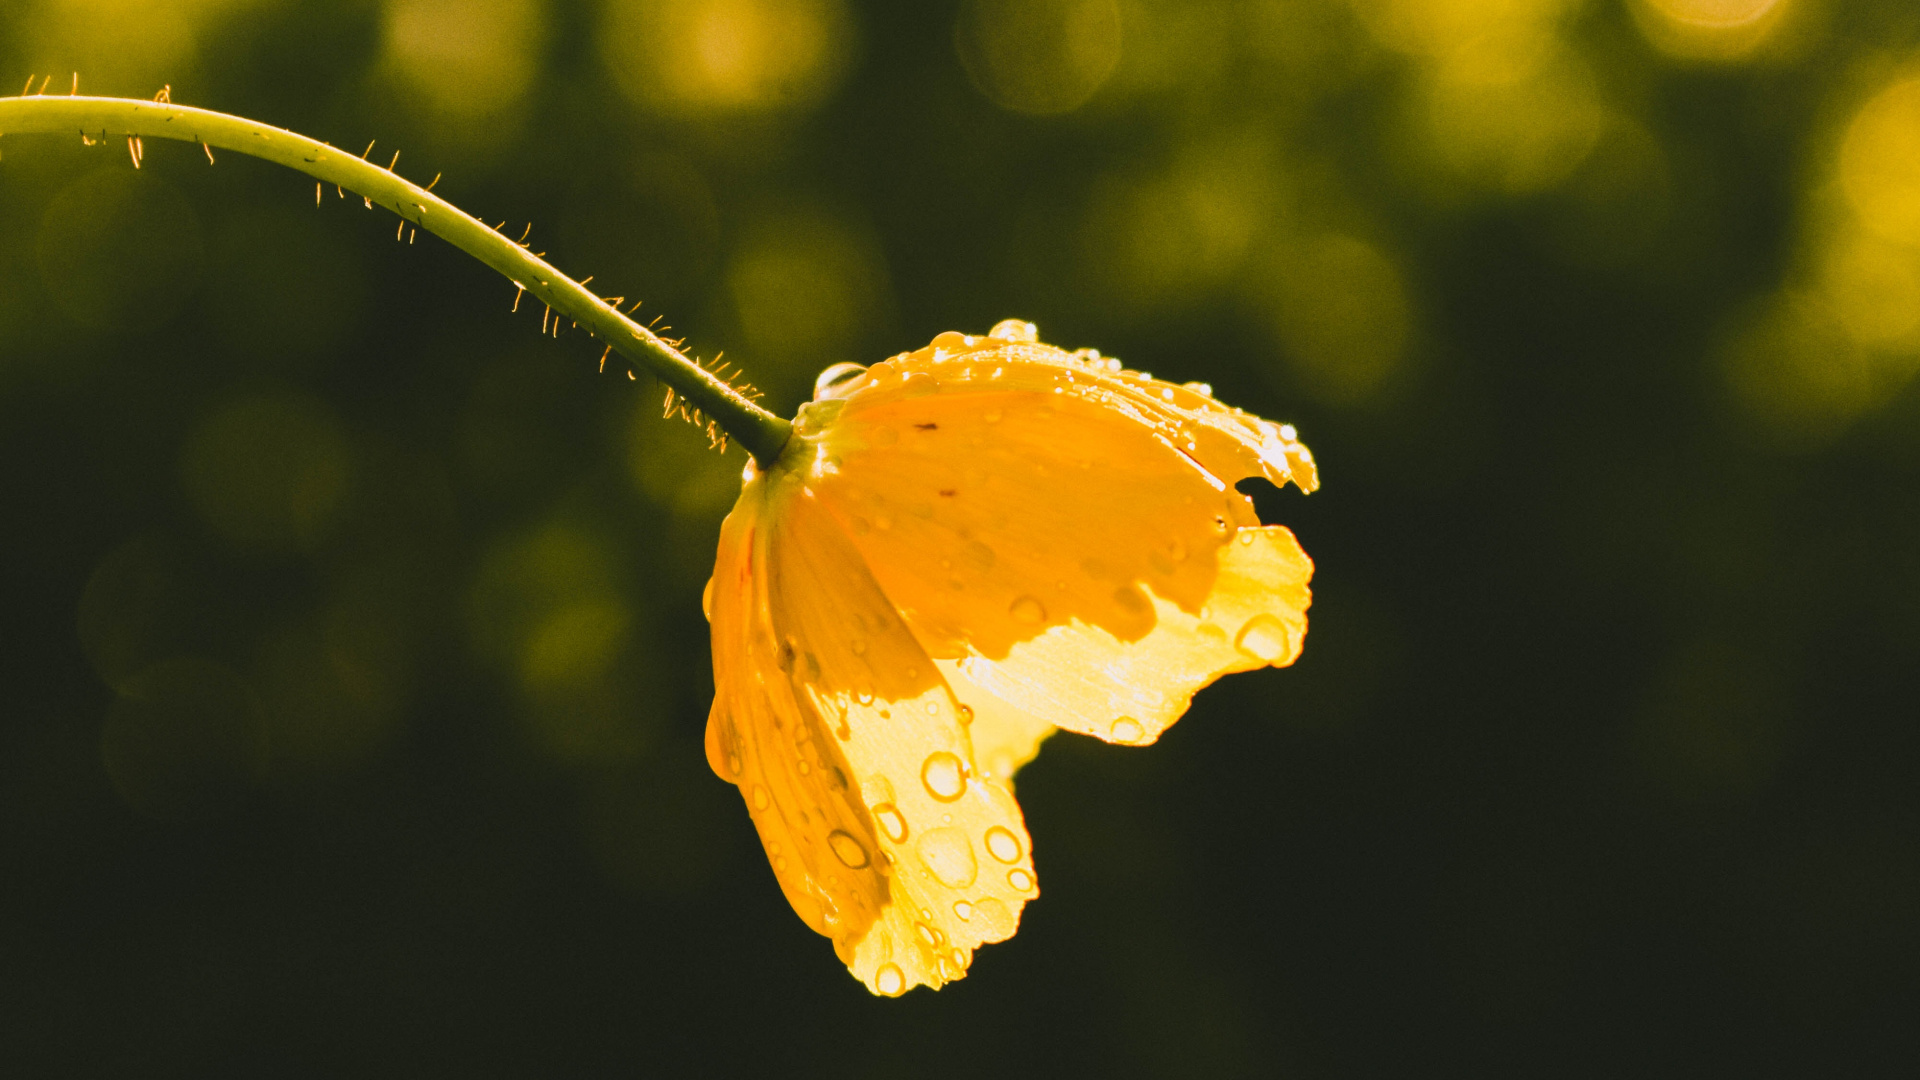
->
[[704, 320, 1318, 995]]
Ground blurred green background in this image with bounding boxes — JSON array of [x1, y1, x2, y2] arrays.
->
[[2, 0, 1918, 1073]]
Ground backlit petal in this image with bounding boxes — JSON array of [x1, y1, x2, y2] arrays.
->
[[806, 332, 1315, 745], [706, 462, 1037, 995]]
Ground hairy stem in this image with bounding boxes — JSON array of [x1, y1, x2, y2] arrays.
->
[[0, 94, 793, 463]]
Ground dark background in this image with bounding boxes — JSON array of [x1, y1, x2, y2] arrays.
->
[[3, 0, 1918, 1074]]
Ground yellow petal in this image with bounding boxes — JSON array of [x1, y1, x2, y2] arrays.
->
[[706, 463, 1037, 995], [807, 332, 1315, 745]]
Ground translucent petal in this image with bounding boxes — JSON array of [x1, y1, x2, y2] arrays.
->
[[808, 334, 1314, 745], [706, 467, 1037, 995]]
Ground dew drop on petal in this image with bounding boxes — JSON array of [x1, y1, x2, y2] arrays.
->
[[701, 577, 714, 621], [752, 785, 770, 811], [1234, 614, 1292, 663], [1009, 596, 1047, 624], [988, 318, 1038, 342], [850, 638, 866, 656], [1239, 529, 1257, 546], [921, 751, 967, 801], [953, 900, 974, 921], [984, 826, 1022, 864], [727, 754, 742, 777], [813, 361, 868, 399], [876, 964, 905, 996], [956, 703, 974, 725], [1008, 868, 1035, 891], [828, 829, 870, 869], [1110, 717, 1144, 744], [917, 827, 978, 887], [971, 897, 1015, 938], [916, 922, 941, 946], [873, 803, 909, 842]]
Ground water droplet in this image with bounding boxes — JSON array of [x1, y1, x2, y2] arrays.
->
[[1110, 717, 1144, 744], [989, 318, 1038, 342], [917, 827, 978, 887], [828, 829, 870, 869], [873, 803, 908, 842], [957, 703, 974, 725], [1008, 868, 1034, 891], [1167, 539, 1187, 563], [876, 963, 905, 996], [950, 948, 970, 971], [984, 826, 1022, 863], [1009, 596, 1047, 624], [701, 577, 714, 620], [813, 361, 868, 400], [915, 922, 941, 946], [925, 701, 939, 716], [1235, 614, 1292, 663], [727, 754, 742, 777], [797, 760, 811, 775], [964, 540, 996, 570], [850, 638, 866, 656], [971, 897, 1014, 938], [751, 785, 769, 811], [921, 752, 967, 801], [856, 691, 874, 706], [953, 900, 974, 921], [1239, 529, 1257, 546]]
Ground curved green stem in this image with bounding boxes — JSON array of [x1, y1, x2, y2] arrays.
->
[[0, 93, 793, 464]]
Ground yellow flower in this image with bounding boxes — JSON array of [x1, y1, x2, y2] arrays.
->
[[703, 320, 1318, 995]]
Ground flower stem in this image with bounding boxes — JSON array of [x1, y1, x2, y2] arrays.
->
[[0, 94, 793, 464]]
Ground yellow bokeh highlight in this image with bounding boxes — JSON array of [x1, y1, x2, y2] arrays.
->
[[1841, 77, 1920, 249], [1818, 227, 1920, 349], [383, 0, 547, 120], [470, 521, 656, 765], [1352, 0, 1567, 85], [1354, 0, 1603, 194], [725, 208, 890, 376], [1252, 233, 1413, 404], [179, 392, 355, 553], [1628, 0, 1791, 62], [1727, 73, 1920, 438], [955, 0, 1123, 116], [1080, 136, 1278, 311], [629, 401, 746, 520], [600, 0, 856, 119], [1720, 289, 1920, 439], [1419, 50, 1605, 195], [18, 0, 258, 94]]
